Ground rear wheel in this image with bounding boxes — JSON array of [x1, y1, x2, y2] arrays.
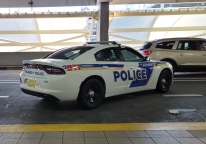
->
[[156, 69, 172, 93], [78, 79, 104, 109]]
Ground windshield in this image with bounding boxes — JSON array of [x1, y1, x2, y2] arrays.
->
[[45, 46, 94, 60]]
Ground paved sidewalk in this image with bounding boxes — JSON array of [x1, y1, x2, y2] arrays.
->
[[0, 130, 206, 144]]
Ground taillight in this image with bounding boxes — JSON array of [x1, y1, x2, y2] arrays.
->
[[142, 50, 152, 56], [47, 67, 65, 75], [23, 64, 65, 75]]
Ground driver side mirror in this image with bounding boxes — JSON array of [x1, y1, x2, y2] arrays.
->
[[144, 56, 151, 61]]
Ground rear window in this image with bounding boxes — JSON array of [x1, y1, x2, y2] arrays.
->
[[156, 41, 175, 49], [45, 46, 94, 60], [140, 42, 152, 50]]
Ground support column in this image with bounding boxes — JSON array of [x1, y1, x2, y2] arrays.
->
[[98, 1, 109, 41]]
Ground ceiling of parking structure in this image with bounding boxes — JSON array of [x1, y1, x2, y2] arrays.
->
[[1, 6, 206, 51], [0, 18, 89, 52], [0, 0, 96, 7], [109, 16, 156, 48], [110, 0, 206, 4], [108, 14, 206, 49], [149, 14, 206, 40], [1, 0, 206, 7]]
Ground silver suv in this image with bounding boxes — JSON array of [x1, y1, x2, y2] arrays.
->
[[139, 38, 206, 73]]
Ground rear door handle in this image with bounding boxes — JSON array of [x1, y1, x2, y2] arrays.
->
[[203, 54, 206, 56], [130, 67, 134, 70], [180, 53, 183, 56]]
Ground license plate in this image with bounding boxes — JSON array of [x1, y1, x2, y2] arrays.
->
[[27, 79, 36, 88]]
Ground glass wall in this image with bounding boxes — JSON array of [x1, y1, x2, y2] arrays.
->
[[0, 3, 206, 52]]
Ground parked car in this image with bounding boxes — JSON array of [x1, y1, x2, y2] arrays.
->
[[138, 38, 206, 73], [20, 41, 173, 109]]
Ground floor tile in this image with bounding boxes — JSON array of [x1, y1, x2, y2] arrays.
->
[[188, 130, 206, 138], [63, 138, 85, 144], [199, 138, 206, 143], [64, 132, 84, 138], [152, 138, 180, 144], [176, 138, 204, 144], [1, 132, 23, 139], [167, 130, 194, 138], [107, 138, 132, 144], [21, 132, 43, 139], [130, 138, 156, 144], [104, 131, 127, 138], [17, 139, 40, 144], [146, 130, 171, 138], [84, 132, 105, 138], [85, 138, 108, 144], [125, 131, 149, 138], [0, 139, 19, 144], [42, 132, 63, 139], [40, 139, 62, 144]]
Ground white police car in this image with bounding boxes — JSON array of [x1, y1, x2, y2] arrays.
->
[[20, 41, 173, 109]]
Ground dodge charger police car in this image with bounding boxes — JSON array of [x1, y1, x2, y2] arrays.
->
[[20, 41, 173, 109]]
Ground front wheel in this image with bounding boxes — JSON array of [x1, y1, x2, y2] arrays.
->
[[156, 69, 172, 93], [78, 79, 105, 109]]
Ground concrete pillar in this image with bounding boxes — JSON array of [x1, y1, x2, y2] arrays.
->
[[98, 1, 109, 41]]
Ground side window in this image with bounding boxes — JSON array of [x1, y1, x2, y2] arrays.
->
[[95, 48, 120, 61], [156, 41, 175, 49], [177, 41, 197, 50], [120, 48, 143, 62]]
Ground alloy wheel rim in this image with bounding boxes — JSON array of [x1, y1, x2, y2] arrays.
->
[[85, 85, 100, 104], [162, 73, 169, 89]]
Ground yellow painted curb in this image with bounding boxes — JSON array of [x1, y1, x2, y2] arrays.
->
[[0, 123, 206, 132]]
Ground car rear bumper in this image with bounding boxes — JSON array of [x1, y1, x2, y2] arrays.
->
[[21, 88, 60, 101]]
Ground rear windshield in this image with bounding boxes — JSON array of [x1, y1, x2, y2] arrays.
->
[[44, 46, 94, 60], [140, 42, 152, 50]]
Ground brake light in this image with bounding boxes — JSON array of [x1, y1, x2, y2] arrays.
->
[[142, 50, 152, 56], [23, 64, 65, 75], [47, 67, 65, 75]]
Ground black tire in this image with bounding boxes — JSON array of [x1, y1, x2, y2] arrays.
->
[[156, 69, 172, 93], [78, 79, 105, 109], [164, 60, 176, 73]]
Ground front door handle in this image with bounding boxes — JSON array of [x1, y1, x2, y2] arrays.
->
[[180, 53, 183, 56], [130, 67, 134, 70], [203, 54, 206, 56]]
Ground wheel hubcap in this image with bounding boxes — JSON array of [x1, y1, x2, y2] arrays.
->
[[88, 90, 95, 97], [88, 90, 95, 103], [162, 74, 169, 89], [162, 78, 167, 88], [85, 85, 99, 104]]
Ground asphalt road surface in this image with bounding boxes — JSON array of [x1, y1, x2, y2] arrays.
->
[[0, 70, 206, 124]]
